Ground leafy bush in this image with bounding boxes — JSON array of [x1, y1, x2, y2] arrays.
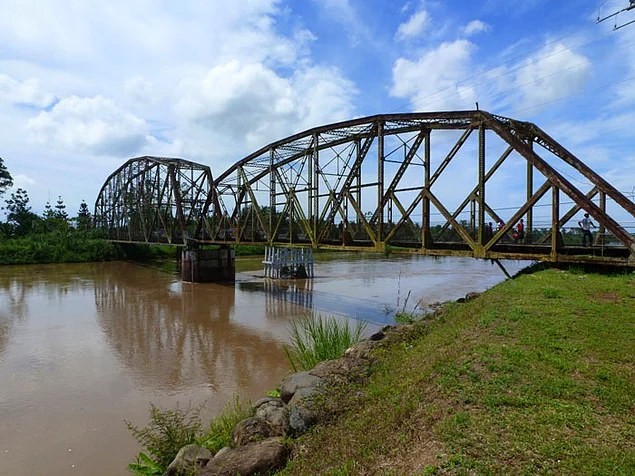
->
[[126, 404, 202, 474], [126, 397, 253, 475], [0, 231, 124, 264], [284, 313, 366, 371]]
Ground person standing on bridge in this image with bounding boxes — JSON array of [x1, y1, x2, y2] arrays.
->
[[514, 219, 525, 242], [578, 213, 596, 247]]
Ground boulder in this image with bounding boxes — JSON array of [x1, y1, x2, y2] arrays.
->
[[287, 397, 320, 436], [310, 356, 369, 385], [164, 444, 212, 476], [383, 323, 417, 341], [213, 447, 230, 459], [279, 371, 325, 404], [231, 416, 274, 447], [199, 437, 289, 476], [368, 330, 385, 341], [464, 291, 481, 301], [254, 398, 290, 436]]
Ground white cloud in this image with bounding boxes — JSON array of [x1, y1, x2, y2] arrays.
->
[[390, 40, 476, 110], [611, 25, 635, 107], [11, 174, 37, 190], [123, 76, 157, 106], [27, 95, 151, 156], [0, 74, 55, 108], [463, 20, 489, 36], [513, 42, 591, 110], [175, 60, 356, 155], [396, 10, 429, 41], [0, 0, 623, 217], [316, 0, 371, 45]]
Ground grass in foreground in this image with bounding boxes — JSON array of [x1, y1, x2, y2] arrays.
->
[[279, 268, 635, 475]]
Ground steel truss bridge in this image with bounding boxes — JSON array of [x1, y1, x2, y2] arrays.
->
[[94, 110, 635, 266]]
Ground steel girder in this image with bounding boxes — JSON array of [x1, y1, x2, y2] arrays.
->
[[95, 111, 635, 263], [94, 156, 219, 244]]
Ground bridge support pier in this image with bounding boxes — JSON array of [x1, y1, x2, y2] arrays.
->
[[180, 247, 235, 282]]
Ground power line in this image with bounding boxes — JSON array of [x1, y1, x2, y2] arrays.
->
[[392, 5, 627, 113]]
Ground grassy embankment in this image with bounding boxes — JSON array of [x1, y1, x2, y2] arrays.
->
[[280, 267, 635, 475]]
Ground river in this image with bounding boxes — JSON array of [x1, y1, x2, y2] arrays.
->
[[0, 253, 528, 475]]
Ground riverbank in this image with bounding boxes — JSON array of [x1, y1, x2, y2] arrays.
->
[[0, 231, 124, 264], [278, 266, 635, 475], [0, 233, 266, 267]]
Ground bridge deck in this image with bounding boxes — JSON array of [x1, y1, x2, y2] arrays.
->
[[111, 237, 633, 267]]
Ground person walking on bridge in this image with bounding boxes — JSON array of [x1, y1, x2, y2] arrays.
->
[[578, 213, 596, 247]]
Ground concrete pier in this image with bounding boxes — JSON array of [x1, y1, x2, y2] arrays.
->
[[181, 247, 235, 282]]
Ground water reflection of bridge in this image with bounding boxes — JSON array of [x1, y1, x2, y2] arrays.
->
[[239, 279, 314, 320], [93, 263, 291, 393], [95, 110, 635, 267]]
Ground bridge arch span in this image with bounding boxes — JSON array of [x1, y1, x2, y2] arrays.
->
[[96, 111, 635, 265], [94, 156, 219, 244]]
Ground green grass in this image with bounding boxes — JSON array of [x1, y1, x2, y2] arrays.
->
[[197, 396, 254, 453], [278, 268, 635, 475], [284, 313, 367, 371], [234, 244, 266, 256]]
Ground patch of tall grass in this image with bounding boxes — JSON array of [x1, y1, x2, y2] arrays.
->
[[284, 313, 366, 371]]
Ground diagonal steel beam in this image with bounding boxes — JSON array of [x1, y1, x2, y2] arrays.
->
[[437, 145, 514, 238], [369, 129, 427, 225], [484, 112, 635, 253], [318, 133, 375, 242], [423, 189, 477, 249]]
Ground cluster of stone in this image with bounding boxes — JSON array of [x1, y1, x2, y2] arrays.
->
[[160, 292, 496, 476], [163, 324, 422, 476]]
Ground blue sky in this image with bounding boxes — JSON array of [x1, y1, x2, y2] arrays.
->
[[1, 0, 635, 217]]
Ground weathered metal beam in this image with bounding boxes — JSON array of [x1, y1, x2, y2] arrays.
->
[[95, 111, 635, 268], [483, 112, 635, 254], [536, 186, 598, 244], [436, 145, 513, 238]]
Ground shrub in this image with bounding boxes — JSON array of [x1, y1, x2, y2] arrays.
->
[[126, 404, 202, 474], [284, 313, 366, 371]]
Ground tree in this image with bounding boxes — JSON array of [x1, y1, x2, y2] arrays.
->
[[54, 195, 68, 221], [5, 188, 38, 236], [76, 200, 92, 230], [43, 201, 54, 220], [0, 157, 13, 198]]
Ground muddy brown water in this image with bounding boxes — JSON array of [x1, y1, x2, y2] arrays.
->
[[0, 254, 528, 475]]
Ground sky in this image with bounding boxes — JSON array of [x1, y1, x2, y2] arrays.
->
[[1, 0, 635, 218]]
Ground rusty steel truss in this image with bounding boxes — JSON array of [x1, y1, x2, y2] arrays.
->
[[94, 157, 219, 244], [95, 110, 635, 266]]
